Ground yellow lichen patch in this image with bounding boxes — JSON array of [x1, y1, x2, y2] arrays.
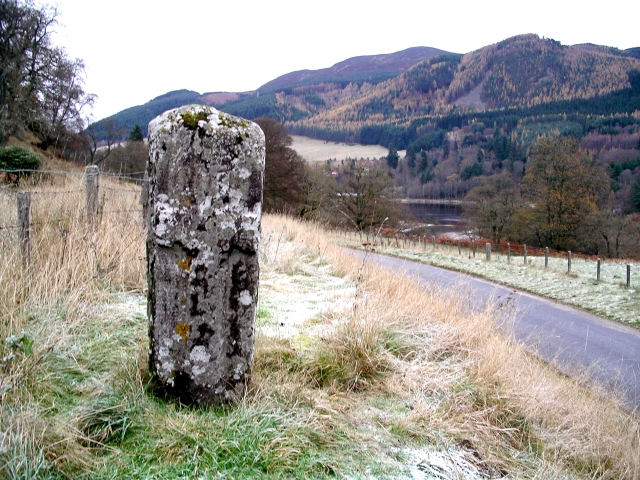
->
[[179, 194, 196, 206], [176, 322, 191, 341], [177, 257, 192, 271]]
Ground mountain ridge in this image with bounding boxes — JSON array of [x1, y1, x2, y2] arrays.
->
[[288, 34, 640, 136], [89, 36, 640, 143], [257, 46, 451, 92]]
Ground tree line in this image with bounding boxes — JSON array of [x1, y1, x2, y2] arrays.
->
[[463, 137, 639, 257]]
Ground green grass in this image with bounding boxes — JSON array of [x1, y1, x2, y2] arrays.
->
[[0, 292, 405, 479]]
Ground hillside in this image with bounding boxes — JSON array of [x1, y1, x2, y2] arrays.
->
[[289, 34, 640, 137], [89, 36, 640, 144]]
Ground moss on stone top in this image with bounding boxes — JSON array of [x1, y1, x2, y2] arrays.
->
[[181, 110, 211, 130]]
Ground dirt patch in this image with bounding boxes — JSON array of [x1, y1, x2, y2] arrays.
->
[[453, 75, 487, 109]]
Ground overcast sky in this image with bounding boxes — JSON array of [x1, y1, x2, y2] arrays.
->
[[52, 0, 640, 122]]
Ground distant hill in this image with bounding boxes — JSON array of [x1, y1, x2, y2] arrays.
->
[[626, 47, 640, 59], [257, 47, 450, 92], [90, 36, 640, 145], [89, 89, 204, 140], [89, 47, 451, 140]]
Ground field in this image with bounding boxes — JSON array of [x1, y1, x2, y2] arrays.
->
[[291, 135, 398, 162], [1, 173, 639, 478]]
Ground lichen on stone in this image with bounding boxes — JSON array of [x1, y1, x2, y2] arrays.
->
[[146, 104, 265, 406]]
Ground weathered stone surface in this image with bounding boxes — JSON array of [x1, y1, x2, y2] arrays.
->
[[146, 105, 264, 406]]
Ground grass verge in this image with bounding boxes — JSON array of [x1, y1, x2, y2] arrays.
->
[[331, 232, 640, 328], [1, 176, 638, 478]]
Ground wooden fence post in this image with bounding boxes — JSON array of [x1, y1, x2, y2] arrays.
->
[[432, 235, 436, 250], [485, 242, 491, 261], [507, 243, 511, 263], [627, 265, 631, 288], [472, 240, 476, 257], [523, 244, 527, 265], [596, 258, 601, 282], [458, 240, 461, 255], [545, 247, 549, 268], [17, 191, 31, 267], [85, 165, 100, 227], [568, 251, 572, 273]]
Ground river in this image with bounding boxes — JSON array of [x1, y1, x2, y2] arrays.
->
[[401, 201, 467, 236]]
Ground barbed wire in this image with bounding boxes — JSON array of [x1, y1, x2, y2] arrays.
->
[[0, 168, 85, 176], [0, 169, 148, 183], [0, 220, 52, 231], [103, 172, 147, 182], [102, 210, 143, 215], [31, 189, 84, 196], [102, 187, 143, 193]]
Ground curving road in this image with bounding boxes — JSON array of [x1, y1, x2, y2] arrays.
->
[[350, 250, 640, 412]]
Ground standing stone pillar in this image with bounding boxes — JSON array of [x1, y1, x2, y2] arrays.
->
[[146, 105, 265, 406]]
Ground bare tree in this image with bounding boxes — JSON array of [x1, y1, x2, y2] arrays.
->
[[327, 159, 397, 231], [0, 0, 94, 147], [517, 137, 609, 251], [463, 172, 521, 244], [84, 119, 125, 165]]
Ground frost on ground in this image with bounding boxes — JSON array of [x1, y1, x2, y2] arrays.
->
[[258, 263, 354, 340]]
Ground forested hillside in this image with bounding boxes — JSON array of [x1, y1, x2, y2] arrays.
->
[[81, 34, 640, 258], [288, 35, 640, 145]]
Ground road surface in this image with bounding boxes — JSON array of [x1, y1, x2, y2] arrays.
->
[[350, 250, 640, 411]]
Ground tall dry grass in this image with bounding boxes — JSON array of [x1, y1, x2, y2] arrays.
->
[[0, 172, 145, 324], [0, 171, 146, 474], [260, 214, 640, 478]]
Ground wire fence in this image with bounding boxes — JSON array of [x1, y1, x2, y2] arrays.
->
[[0, 167, 146, 270], [330, 227, 634, 288], [1, 167, 634, 289]]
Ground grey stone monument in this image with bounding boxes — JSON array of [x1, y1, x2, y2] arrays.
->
[[146, 105, 264, 406]]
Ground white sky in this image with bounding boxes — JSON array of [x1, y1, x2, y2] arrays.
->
[[51, 0, 640, 122]]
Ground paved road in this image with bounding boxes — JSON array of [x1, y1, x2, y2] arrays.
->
[[350, 250, 640, 411]]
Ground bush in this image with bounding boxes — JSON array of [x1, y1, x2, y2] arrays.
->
[[0, 146, 43, 184]]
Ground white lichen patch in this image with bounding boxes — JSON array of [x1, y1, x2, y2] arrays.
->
[[154, 194, 178, 242], [190, 345, 211, 364], [238, 290, 252, 306], [237, 168, 252, 179], [198, 195, 213, 217]]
